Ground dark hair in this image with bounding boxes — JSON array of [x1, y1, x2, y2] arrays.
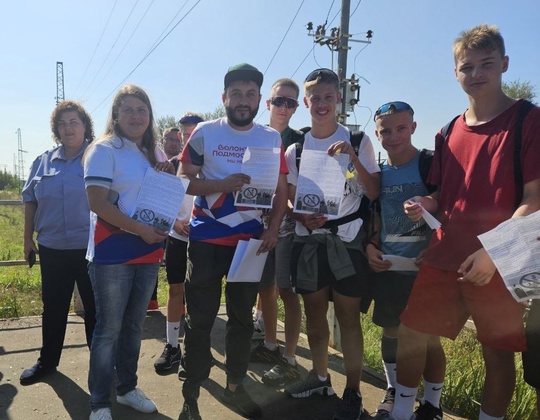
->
[[51, 100, 94, 144], [104, 84, 158, 166]]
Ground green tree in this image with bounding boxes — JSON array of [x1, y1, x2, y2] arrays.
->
[[202, 105, 226, 121], [502, 79, 537, 104], [0, 170, 21, 191], [156, 115, 177, 138]]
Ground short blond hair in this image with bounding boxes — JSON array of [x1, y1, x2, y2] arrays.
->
[[453, 24, 505, 63]]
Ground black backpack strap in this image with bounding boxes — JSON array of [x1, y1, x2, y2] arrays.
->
[[418, 148, 437, 194], [514, 100, 535, 206], [349, 131, 365, 154], [441, 116, 459, 139]]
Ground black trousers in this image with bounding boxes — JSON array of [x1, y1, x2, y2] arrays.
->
[[38, 245, 96, 367], [183, 241, 258, 386]]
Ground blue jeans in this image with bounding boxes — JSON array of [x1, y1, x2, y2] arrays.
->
[[88, 262, 159, 410]]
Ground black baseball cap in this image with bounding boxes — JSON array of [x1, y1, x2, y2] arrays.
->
[[224, 63, 263, 89]]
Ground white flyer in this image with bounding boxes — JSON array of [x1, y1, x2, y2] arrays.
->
[[131, 168, 187, 233], [478, 210, 540, 302], [227, 239, 269, 283], [234, 147, 281, 209], [293, 149, 348, 218]]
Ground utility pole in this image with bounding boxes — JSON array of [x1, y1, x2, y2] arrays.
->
[[16, 129, 27, 182], [306, 0, 372, 127], [56, 61, 65, 104]]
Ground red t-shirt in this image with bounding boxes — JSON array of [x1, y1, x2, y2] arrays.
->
[[424, 100, 540, 271]]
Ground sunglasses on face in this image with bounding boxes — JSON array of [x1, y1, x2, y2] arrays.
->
[[374, 101, 414, 121], [304, 68, 339, 83], [270, 96, 299, 109]]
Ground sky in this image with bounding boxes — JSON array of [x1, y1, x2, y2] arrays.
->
[[2, 0, 539, 179]]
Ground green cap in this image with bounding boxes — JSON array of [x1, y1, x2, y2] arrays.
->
[[224, 63, 263, 89]]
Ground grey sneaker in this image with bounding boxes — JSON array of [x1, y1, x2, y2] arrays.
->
[[285, 369, 335, 398], [262, 358, 300, 387], [221, 384, 262, 418], [374, 387, 396, 419], [413, 401, 443, 420], [252, 317, 265, 340], [249, 341, 281, 364], [154, 343, 182, 372]]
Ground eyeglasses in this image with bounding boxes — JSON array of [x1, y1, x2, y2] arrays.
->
[[270, 96, 299, 109], [304, 68, 339, 83], [374, 101, 414, 121], [164, 136, 180, 142]]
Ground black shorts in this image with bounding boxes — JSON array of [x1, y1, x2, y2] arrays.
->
[[371, 271, 416, 328], [290, 240, 370, 297], [165, 236, 188, 284], [523, 300, 540, 388]]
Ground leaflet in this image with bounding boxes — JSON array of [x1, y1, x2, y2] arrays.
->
[[234, 147, 281, 209], [382, 255, 419, 272], [293, 149, 348, 218], [131, 168, 187, 233], [227, 239, 268, 283], [478, 210, 540, 302]]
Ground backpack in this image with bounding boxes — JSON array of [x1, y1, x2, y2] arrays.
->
[[440, 100, 534, 207], [294, 130, 370, 231]]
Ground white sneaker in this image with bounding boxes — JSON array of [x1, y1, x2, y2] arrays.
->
[[116, 388, 157, 413], [89, 407, 112, 420]]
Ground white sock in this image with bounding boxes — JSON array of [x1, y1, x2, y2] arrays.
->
[[391, 383, 418, 420], [317, 374, 328, 382], [478, 410, 503, 420], [166, 321, 181, 347], [283, 355, 296, 366], [383, 362, 397, 389], [422, 380, 443, 408], [264, 341, 278, 351]]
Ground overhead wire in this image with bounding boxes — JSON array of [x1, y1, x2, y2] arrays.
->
[[90, 0, 202, 114], [83, 0, 156, 102], [263, 0, 305, 75], [72, 0, 119, 97], [80, 0, 141, 100]]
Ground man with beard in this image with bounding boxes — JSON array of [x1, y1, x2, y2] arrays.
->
[[177, 63, 289, 420]]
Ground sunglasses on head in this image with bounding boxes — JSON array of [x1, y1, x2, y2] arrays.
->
[[270, 96, 299, 109], [304, 68, 339, 83], [374, 101, 414, 121]]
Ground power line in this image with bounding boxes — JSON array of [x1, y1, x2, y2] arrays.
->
[[350, 0, 362, 18], [80, 0, 141, 100], [72, 0, 119, 97], [91, 0, 202, 115], [263, 0, 305, 75], [83, 0, 156, 102], [324, 0, 336, 26]]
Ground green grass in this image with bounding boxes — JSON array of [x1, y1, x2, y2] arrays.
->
[[0, 189, 536, 419]]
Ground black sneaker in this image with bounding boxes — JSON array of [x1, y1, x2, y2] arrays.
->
[[154, 343, 182, 372], [221, 384, 262, 418], [179, 381, 201, 420], [249, 341, 281, 364], [285, 369, 335, 398], [374, 387, 395, 419], [333, 387, 362, 420], [413, 401, 443, 420], [262, 358, 300, 387]]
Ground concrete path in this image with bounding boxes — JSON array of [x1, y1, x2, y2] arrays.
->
[[0, 307, 467, 419]]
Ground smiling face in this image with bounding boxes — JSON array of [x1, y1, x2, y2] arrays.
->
[[304, 82, 341, 127], [375, 111, 417, 165], [57, 110, 86, 153], [116, 95, 150, 144], [455, 48, 508, 100], [223, 80, 261, 130]]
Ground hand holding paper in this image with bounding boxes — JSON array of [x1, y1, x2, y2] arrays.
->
[[406, 199, 441, 229]]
